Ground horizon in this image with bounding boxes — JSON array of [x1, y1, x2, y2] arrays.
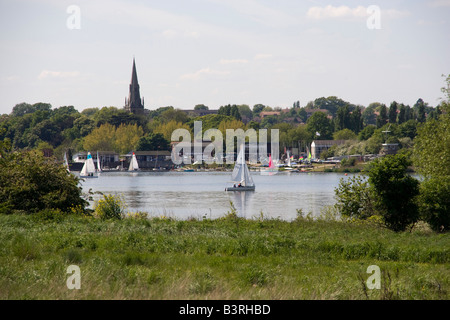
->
[[1, 1, 449, 114]]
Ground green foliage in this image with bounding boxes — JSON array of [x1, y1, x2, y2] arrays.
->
[[94, 194, 126, 220], [333, 128, 357, 140], [413, 114, 450, 178], [0, 150, 87, 214], [306, 111, 333, 139], [340, 157, 356, 166], [136, 133, 170, 151], [358, 125, 376, 141], [368, 154, 420, 232], [418, 178, 450, 232], [413, 104, 450, 232], [334, 175, 375, 220]]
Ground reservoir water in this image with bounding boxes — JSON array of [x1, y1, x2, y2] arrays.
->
[[80, 171, 355, 221]]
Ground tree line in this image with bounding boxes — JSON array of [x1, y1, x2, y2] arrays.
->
[[0, 84, 446, 160]]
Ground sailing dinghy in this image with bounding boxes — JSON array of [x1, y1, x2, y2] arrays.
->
[[225, 144, 255, 191], [80, 152, 98, 178], [129, 152, 140, 171]]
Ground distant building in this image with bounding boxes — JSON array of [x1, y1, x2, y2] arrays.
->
[[72, 151, 120, 169], [260, 111, 280, 119], [380, 143, 399, 156], [124, 58, 145, 115], [126, 151, 172, 169], [311, 140, 347, 159]]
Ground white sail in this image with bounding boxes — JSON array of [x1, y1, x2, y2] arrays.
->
[[230, 144, 254, 187], [81, 152, 97, 177], [63, 151, 70, 172], [129, 152, 139, 171], [96, 151, 102, 172], [287, 150, 291, 167]]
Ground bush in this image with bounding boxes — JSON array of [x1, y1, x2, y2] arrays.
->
[[95, 194, 126, 220], [335, 154, 421, 232], [368, 154, 420, 232], [334, 175, 375, 220], [419, 177, 450, 232], [0, 150, 87, 214]]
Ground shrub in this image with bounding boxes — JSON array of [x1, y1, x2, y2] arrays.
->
[[0, 150, 87, 214], [368, 154, 420, 232], [95, 194, 126, 220], [418, 177, 450, 232], [334, 175, 375, 220]]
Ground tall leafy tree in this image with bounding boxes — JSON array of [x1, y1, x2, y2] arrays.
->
[[306, 111, 333, 140], [388, 101, 398, 124], [398, 104, 406, 124], [368, 154, 420, 232], [376, 104, 388, 128]]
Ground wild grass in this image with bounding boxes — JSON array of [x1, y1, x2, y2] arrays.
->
[[0, 212, 448, 300]]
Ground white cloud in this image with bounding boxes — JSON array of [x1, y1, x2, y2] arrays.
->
[[38, 70, 80, 80], [179, 68, 230, 80]]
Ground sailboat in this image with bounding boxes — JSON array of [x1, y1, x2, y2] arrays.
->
[[225, 144, 255, 191], [96, 151, 102, 173], [80, 152, 98, 178], [63, 151, 70, 173], [129, 152, 140, 171], [260, 154, 278, 175]]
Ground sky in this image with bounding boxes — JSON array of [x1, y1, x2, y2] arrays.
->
[[0, 0, 449, 115]]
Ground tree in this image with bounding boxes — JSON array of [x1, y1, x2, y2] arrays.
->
[[114, 123, 144, 154], [334, 175, 375, 220], [154, 120, 190, 141], [358, 125, 376, 141], [413, 104, 450, 232], [398, 104, 406, 124], [83, 123, 116, 151], [350, 106, 363, 133], [376, 104, 388, 128], [136, 133, 170, 151], [335, 106, 351, 132], [252, 104, 265, 117], [368, 154, 420, 232], [363, 103, 380, 126], [306, 111, 333, 140], [414, 99, 426, 123], [237, 104, 252, 120], [388, 101, 398, 124], [194, 104, 208, 110], [0, 149, 87, 213], [333, 129, 357, 140]]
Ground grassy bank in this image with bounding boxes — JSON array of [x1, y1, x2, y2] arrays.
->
[[0, 213, 448, 300]]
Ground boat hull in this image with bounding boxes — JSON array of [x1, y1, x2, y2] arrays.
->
[[225, 186, 255, 191]]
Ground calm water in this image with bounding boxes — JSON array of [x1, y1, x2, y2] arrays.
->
[[80, 171, 355, 220]]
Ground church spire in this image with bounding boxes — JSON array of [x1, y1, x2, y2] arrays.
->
[[125, 58, 144, 114]]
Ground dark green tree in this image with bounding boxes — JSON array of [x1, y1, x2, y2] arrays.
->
[[136, 133, 170, 151], [398, 104, 406, 124], [388, 101, 398, 124], [368, 154, 420, 232], [415, 98, 426, 123], [306, 111, 333, 140], [376, 104, 388, 128]]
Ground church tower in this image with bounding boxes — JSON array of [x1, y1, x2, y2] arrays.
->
[[124, 58, 144, 114]]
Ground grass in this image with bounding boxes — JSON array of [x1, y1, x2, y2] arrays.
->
[[0, 212, 448, 300]]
